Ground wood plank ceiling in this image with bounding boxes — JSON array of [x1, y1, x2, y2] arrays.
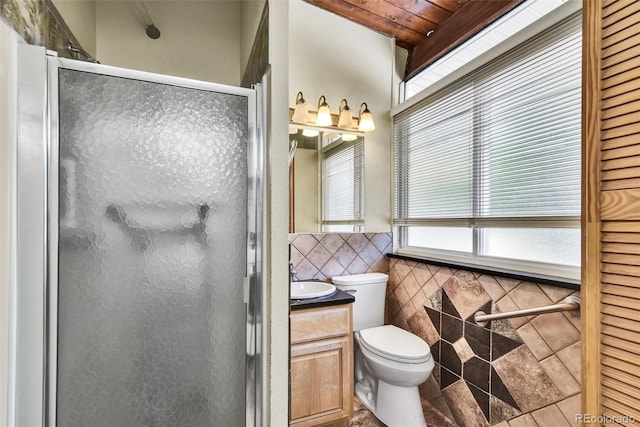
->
[[303, 0, 524, 80]]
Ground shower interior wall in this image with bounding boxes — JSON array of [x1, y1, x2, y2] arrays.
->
[[4, 0, 251, 85], [93, 1, 243, 85]]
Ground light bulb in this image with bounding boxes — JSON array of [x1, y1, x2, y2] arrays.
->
[[316, 95, 332, 126], [358, 102, 375, 132], [337, 99, 354, 129], [292, 91, 310, 124]]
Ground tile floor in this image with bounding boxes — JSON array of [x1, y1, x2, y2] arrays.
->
[[349, 396, 458, 427]]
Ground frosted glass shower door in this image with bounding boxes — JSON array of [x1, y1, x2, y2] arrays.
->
[[52, 66, 254, 426]]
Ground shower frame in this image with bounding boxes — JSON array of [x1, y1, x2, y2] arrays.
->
[[13, 44, 266, 427]]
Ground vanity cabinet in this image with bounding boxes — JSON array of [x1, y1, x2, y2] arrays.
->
[[290, 304, 354, 427]]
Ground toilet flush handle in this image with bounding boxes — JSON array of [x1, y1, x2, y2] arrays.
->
[[344, 289, 357, 294]]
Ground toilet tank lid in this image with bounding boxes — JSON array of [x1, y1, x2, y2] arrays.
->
[[359, 325, 431, 362], [331, 272, 388, 286]]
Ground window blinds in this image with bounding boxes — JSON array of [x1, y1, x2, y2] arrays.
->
[[393, 13, 581, 225], [322, 138, 364, 225]]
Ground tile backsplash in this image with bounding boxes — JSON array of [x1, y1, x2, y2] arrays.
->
[[387, 256, 581, 427], [289, 233, 391, 281]]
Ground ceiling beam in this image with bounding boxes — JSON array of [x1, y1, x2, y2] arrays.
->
[[405, 0, 525, 81]]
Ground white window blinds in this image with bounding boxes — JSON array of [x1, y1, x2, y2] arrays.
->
[[322, 138, 364, 230], [393, 13, 581, 226]]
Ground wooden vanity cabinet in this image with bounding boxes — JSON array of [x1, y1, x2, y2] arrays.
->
[[289, 304, 354, 427]]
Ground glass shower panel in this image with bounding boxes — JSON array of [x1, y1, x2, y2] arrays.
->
[[56, 69, 248, 426]]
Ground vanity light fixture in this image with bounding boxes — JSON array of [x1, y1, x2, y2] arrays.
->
[[316, 96, 333, 126], [337, 99, 355, 129], [289, 92, 374, 137], [358, 103, 375, 132], [291, 91, 310, 124]]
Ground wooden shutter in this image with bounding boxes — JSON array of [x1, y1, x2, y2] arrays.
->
[[584, 0, 640, 420]]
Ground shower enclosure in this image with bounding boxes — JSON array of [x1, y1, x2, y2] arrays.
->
[[13, 45, 264, 426]]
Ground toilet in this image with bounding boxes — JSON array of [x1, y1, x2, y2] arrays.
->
[[332, 273, 434, 427]]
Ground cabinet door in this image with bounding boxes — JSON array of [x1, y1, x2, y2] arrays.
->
[[290, 335, 352, 426], [583, 0, 640, 419]]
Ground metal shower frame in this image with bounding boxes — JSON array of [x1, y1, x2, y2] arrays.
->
[[13, 44, 265, 427]]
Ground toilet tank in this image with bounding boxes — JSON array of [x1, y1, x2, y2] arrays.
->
[[331, 273, 388, 331]]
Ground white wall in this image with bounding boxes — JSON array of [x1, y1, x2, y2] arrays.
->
[[52, 0, 97, 57], [0, 19, 17, 427], [266, 1, 290, 425], [96, 0, 242, 85], [288, 0, 394, 232]]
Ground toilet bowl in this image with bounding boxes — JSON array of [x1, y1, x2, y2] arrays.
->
[[332, 273, 433, 427]]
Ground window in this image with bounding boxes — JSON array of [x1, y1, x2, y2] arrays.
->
[[392, 13, 581, 281], [322, 136, 364, 232], [403, 0, 575, 99]]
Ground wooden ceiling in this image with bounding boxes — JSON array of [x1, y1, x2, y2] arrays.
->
[[303, 0, 524, 80]]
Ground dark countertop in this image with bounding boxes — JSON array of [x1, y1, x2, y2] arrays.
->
[[290, 288, 355, 311]]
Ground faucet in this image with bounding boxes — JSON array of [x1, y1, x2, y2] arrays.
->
[[289, 262, 297, 282]]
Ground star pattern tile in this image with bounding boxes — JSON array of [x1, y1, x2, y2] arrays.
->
[[387, 258, 580, 426]]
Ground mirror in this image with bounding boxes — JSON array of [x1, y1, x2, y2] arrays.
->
[[289, 128, 365, 233], [289, 130, 320, 233]]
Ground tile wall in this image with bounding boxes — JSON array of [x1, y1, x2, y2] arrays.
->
[[1, 0, 82, 58], [289, 232, 391, 281], [387, 256, 581, 427]]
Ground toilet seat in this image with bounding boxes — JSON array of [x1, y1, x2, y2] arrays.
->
[[359, 325, 431, 364]]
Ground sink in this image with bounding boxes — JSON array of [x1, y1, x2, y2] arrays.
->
[[291, 281, 336, 299]]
